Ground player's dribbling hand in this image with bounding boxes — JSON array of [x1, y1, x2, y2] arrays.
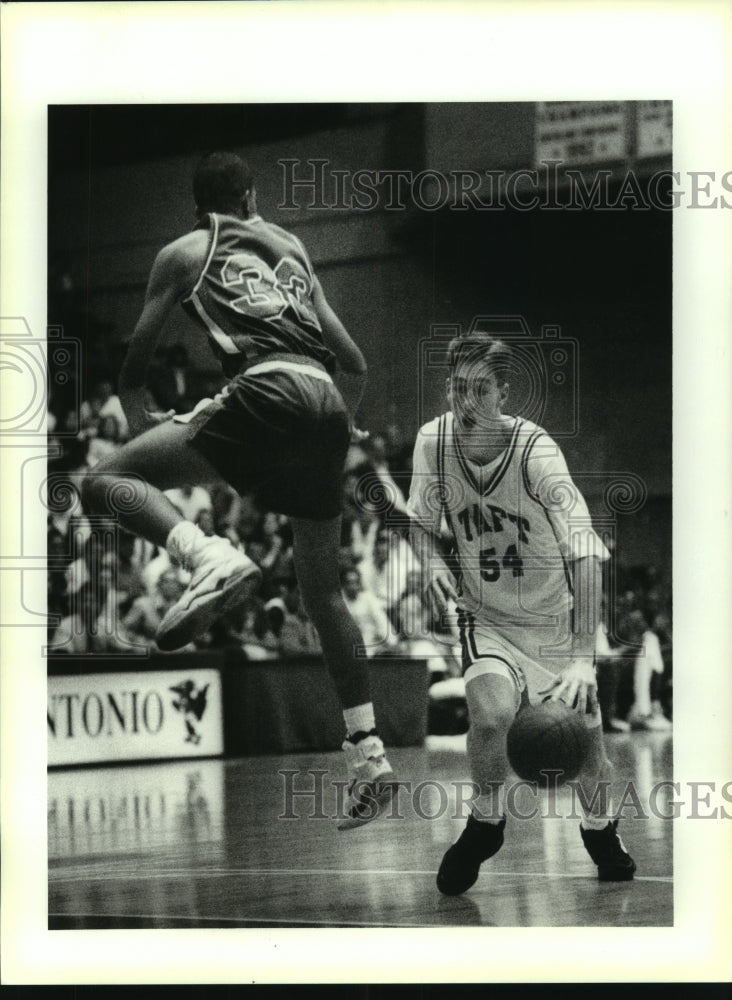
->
[[350, 426, 370, 444], [425, 566, 459, 617], [539, 658, 599, 715]]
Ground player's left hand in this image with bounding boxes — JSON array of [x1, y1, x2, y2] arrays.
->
[[350, 426, 370, 444], [539, 657, 598, 715]]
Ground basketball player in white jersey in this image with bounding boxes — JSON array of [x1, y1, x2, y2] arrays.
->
[[82, 152, 396, 828], [408, 333, 636, 893]]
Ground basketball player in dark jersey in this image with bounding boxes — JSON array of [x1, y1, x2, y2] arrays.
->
[[82, 152, 396, 828]]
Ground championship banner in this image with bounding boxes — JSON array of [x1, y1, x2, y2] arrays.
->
[[48, 669, 224, 766], [535, 101, 628, 166]]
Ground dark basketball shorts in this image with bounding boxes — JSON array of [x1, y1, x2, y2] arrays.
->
[[174, 356, 350, 520]]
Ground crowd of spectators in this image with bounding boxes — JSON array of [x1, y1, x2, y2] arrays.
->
[[46, 339, 672, 729], [46, 355, 460, 675], [595, 564, 673, 731]]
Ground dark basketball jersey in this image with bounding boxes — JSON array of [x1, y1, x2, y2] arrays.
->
[[182, 213, 335, 377]]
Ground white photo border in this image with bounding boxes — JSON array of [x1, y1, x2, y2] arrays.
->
[[1, 0, 731, 985]]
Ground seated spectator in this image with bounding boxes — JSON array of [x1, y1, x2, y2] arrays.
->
[[64, 526, 115, 601], [247, 513, 294, 592], [209, 483, 243, 543], [140, 543, 178, 595], [122, 569, 195, 653], [340, 466, 382, 562], [279, 582, 323, 657], [148, 343, 197, 414], [114, 531, 146, 615], [95, 551, 126, 644], [49, 583, 129, 655], [364, 431, 410, 518], [595, 614, 632, 733], [164, 483, 213, 522], [79, 377, 129, 440], [48, 526, 71, 625], [235, 495, 264, 548], [85, 414, 123, 467], [49, 585, 100, 655], [264, 576, 298, 639], [225, 598, 280, 660], [394, 568, 461, 681], [340, 566, 397, 657], [626, 610, 672, 731], [359, 526, 418, 618], [652, 611, 673, 721], [46, 474, 87, 543]]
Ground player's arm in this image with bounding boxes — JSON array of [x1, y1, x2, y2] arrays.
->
[[310, 276, 366, 420], [542, 555, 603, 714], [529, 438, 609, 715], [409, 520, 458, 617], [406, 427, 458, 616], [119, 240, 195, 437]]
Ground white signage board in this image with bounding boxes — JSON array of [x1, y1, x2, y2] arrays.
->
[[637, 100, 673, 157], [535, 101, 628, 165], [48, 669, 224, 766]]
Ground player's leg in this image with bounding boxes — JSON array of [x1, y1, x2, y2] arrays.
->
[[290, 514, 398, 830], [82, 419, 220, 544], [575, 718, 636, 880], [81, 419, 261, 650], [523, 650, 637, 881], [437, 663, 518, 895]]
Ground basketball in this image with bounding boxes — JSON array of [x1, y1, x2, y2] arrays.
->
[[507, 701, 591, 784]]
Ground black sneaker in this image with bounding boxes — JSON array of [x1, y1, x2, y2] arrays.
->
[[436, 814, 506, 896], [580, 819, 636, 881]]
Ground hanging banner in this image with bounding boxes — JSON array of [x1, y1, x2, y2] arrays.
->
[[48, 669, 224, 765], [535, 101, 628, 165]]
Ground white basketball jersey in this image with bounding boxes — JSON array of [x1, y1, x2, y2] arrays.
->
[[408, 412, 609, 658]]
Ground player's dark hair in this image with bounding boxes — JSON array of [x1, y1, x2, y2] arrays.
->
[[193, 152, 254, 214], [447, 333, 513, 385]]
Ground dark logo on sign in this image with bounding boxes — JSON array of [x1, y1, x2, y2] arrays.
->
[[169, 680, 209, 745]]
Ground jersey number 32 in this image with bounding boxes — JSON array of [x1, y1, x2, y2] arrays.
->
[[221, 253, 321, 331]]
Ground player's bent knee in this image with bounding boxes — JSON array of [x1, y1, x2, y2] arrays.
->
[[470, 703, 516, 740]]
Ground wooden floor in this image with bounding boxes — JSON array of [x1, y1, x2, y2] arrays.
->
[[48, 731, 673, 928]]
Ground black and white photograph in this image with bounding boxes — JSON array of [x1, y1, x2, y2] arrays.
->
[[1, 1, 730, 986]]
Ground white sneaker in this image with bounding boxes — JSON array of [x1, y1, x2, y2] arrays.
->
[[156, 536, 262, 651], [645, 712, 672, 731], [629, 711, 672, 732], [337, 734, 398, 831]]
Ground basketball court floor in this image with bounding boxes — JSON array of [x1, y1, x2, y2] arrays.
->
[[49, 731, 673, 929]]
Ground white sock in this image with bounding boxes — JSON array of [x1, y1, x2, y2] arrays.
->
[[166, 521, 207, 570], [343, 703, 376, 740], [472, 788, 505, 823], [580, 809, 612, 831]]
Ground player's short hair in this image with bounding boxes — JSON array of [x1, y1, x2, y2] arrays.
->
[[193, 152, 254, 213], [447, 333, 513, 385]]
